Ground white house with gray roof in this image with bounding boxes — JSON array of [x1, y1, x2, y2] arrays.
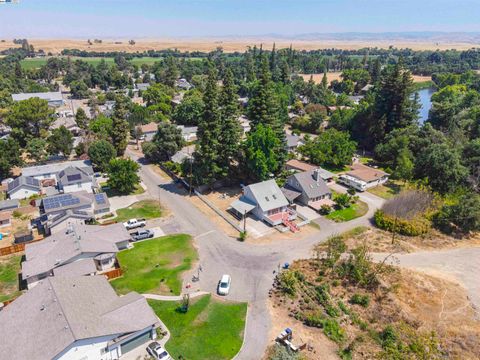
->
[[0, 276, 159, 360], [22, 160, 93, 181], [56, 165, 96, 194], [22, 223, 130, 289], [230, 180, 296, 226], [7, 176, 41, 199]]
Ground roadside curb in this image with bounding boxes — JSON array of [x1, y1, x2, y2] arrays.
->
[[231, 303, 250, 360]]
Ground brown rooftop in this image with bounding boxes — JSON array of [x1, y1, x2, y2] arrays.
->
[[140, 121, 158, 133], [347, 163, 389, 183], [286, 159, 317, 172]]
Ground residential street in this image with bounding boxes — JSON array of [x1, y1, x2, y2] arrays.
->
[[126, 148, 389, 359]]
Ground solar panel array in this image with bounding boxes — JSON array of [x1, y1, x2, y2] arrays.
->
[[25, 177, 38, 186], [94, 193, 106, 205], [8, 177, 20, 191], [43, 194, 81, 211], [66, 174, 82, 182]]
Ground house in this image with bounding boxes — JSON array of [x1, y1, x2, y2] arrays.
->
[[22, 223, 130, 289], [0, 211, 11, 228], [230, 180, 296, 226], [0, 276, 159, 360], [56, 166, 96, 194], [171, 145, 195, 164], [135, 82, 151, 92], [360, 84, 374, 94], [7, 176, 41, 200], [22, 160, 93, 182], [0, 199, 20, 212], [11, 91, 64, 107], [285, 159, 317, 173], [339, 163, 389, 191], [238, 115, 251, 134], [175, 78, 193, 90], [177, 125, 198, 142], [348, 95, 364, 104], [286, 134, 304, 152], [284, 169, 333, 211], [36, 191, 110, 235], [139, 121, 158, 141]]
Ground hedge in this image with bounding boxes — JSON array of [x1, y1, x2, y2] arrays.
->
[[374, 210, 430, 236]]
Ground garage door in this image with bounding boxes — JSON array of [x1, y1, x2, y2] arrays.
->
[[120, 331, 152, 355]]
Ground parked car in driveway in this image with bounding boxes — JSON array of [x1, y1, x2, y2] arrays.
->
[[147, 342, 172, 360], [131, 229, 154, 241], [123, 218, 146, 230], [217, 274, 231, 296]]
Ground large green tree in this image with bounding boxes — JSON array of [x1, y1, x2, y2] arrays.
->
[[0, 138, 21, 179], [26, 138, 47, 163], [6, 97, 54, 146], [107, 158, 140, 194], [300, 129, 357, 169], [75, 108, 88, 130], [47, 126, 74, 157], [145, 122, 185, 162], [218, 68, 242, 173], [243, 124, 282, 181], [111, 95, 130, 155], [172, 90, 204, 126], [88, 140, 117, 171], [194, 65, 222, 184]]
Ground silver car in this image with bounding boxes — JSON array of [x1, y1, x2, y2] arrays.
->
[[147, 342, 172, 360]]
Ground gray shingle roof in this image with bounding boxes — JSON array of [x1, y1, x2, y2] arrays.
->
[[0, 199, 20, 211], [288, 170, 331, 200], [7, 176, 41, 194], [11, 91, 63, 102], [52, 258, 97, 277], [22, 223, 130, 279], [245, 180, 289, 212], [0, 276, 159, 360], [22, 160, 93, 178], [57, 166, 92, 186]]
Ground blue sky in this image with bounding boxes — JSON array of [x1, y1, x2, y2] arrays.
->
[[0, 0, 479, 38]]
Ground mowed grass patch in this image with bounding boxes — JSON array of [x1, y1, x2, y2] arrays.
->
[[111, 234, 196, 295], [367, 181, 404, 200], [148, 295, 247, 360], [114, 200, 162, 223], [0, 254, 22, 302], [327, 200, 368, 222]]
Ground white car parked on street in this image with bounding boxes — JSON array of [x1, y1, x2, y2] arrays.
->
[[217, 274, 231, 296]]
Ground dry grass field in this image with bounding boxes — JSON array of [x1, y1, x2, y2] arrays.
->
[[1, 38, 478, 55], [299, 72, 432, 85]]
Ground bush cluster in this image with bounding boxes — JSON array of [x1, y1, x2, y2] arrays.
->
[[374, 210, 430, 236]]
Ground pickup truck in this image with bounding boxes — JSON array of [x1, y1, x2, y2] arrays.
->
[[123, 218, 146, 230], [131, 229, 154, 241]]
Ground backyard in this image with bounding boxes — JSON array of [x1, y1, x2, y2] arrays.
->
[[148, 294, 247, 360], [114, 199, 163, 223], [367, 181, 405, 199], [326, 200, 368, 222], [111, 234, 196, 295], [0, 254, 22, 303]]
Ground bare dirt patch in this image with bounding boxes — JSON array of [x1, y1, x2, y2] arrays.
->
[[412, 74, 433, 83], [343, 227, 480, 254], [298, 72, 342, 85]]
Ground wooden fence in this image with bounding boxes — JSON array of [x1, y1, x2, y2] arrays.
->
[[104, 267, 123, 280], [0, 238, 42, 257]]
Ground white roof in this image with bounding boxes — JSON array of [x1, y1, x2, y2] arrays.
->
[[245, 180, 289, 212], [22, 160, 92, 178], [12, 91, 63, 102]]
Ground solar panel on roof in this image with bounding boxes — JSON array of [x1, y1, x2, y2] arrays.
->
[[94, 194, 106, 205], [67, 174, 82, 182]]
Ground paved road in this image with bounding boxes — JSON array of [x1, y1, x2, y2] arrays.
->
[[126, 149, 385, 359]]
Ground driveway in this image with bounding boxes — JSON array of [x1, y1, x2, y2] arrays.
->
[[125, 149, 387, 359]]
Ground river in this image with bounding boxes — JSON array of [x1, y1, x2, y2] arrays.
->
[[417, 87, 435, 124]]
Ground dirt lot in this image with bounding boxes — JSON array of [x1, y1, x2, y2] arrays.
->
[[1, 38, 478, 55], [299, 72, 432, 85], [269, 257, 480, 359], [0, 207, 40, 249], [342, 226, 480, 254]]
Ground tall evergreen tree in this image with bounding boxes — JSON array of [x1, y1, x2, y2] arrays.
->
[[244, 50, 256, 83], [194, 65, 222, 184], [111, 95, 130, 155], [218, 68, 242, 174], [270, 43, 278, 81]]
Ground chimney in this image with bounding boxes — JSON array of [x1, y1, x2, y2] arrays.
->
[[314, 169, 321, 184]]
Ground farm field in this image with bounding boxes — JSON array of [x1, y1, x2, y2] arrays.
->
[[20, 56, 167, 69]]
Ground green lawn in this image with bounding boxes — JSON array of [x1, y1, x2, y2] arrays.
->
[[100, 182, 145, 197], [111, 234, 196, 295], [0, 255, 22, 302], [326, 200, 368, 222], [148, 295, 247, 360], [114, 200, 163, 223]]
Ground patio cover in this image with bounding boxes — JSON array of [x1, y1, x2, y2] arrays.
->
[[230, 196, 256, 215]]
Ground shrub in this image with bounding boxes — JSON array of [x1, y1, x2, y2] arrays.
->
[[238, 231, 247, 242], [374, 210, 430, 236], [319, 204, 332, 215], [350, 293, 370, 307], [278, 270, 298, 296], [322, 318, 346, 343], [337, 300, 350, 315]]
